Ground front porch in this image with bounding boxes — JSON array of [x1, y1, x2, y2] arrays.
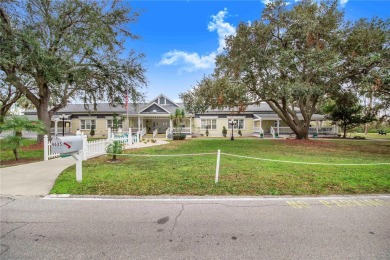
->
[[128, 115, 193, 139], [253, 114, 338, 138]]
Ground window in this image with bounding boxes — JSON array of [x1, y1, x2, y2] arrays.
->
[[107, 119, 123, 130], [80, 119, 96, 130], [201, 119, 217, 130], [228, 119, 245, 129]]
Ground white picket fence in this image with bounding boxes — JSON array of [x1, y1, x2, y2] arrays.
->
[[44, 129, 140, 161]]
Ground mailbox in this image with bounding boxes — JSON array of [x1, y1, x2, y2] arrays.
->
[[51, 136, 83, 154]]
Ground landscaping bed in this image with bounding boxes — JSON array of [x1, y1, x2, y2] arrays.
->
[[50, 138, 390, 196], [1, 139, 43, 167]]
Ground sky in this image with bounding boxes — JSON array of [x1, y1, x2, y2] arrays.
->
[[126, 0, 390, 103]]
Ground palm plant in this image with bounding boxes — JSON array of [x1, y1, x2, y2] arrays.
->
[[0, 116, 46, 160]]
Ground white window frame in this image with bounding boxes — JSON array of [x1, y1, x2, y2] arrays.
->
[[106, 119, 123, 130], [228, 119, 245, 130], [201, 119, 217, 130], [80, 119, 96, 130]]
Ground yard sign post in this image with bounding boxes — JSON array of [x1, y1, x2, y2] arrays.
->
[[215, 150, 221, 183]]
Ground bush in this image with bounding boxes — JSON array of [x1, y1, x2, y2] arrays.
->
[[238, 130, 242, 136], [222, 126, 227, 137], [353, 136, 366, 140], [90, 125, 95, 137], [173, 134, 186, 140], [105, 140, 123, 160]]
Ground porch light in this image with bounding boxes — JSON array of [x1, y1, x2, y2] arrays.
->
[[228, 119, 236, 141]]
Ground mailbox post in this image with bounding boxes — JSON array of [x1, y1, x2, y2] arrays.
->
[[52, 136, 84, 182]]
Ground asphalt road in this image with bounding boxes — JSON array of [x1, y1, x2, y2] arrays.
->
[[1, 195, 389, 259]]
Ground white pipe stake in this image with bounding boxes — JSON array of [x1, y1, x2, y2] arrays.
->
[[215, 149, 221, 183]]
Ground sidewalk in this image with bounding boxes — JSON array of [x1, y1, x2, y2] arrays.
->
[[0, 157, 75, 196]]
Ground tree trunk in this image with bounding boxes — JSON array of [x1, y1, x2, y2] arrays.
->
[[343, 125, 347, 138], [13, 148, 19, 160], [36, 100, 52, 142]]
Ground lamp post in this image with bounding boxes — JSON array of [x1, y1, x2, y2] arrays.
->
[[59, 114, 68, 136], [229, 119, 236, 141]]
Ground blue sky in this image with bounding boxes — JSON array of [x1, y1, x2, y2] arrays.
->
[[127, 0, 390, 102]]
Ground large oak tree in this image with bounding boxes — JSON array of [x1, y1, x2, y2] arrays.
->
[[1, 0, 146, 140], [181, 0, 389, 139]]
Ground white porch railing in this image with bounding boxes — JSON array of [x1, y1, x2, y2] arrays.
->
[[270, 127, 276, 138], [153, 128, 158, 139], [140, 127, 147, 137], [172, 127, 191, 133], [253, 127, 264, 136], [166, 127, 171, 139]]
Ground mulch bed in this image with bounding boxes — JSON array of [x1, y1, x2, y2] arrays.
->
[[21, 142, 44, 151], [1, 158, 42, 167]]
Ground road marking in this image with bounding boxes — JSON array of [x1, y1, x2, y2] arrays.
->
[[286, 201, 310, 209], [288, 199, 390, 209]]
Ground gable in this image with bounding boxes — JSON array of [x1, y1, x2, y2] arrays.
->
[[151, 94, 179, 107], [139, 103, 170, 114]]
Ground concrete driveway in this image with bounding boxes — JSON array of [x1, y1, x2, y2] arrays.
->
[[0, 157, 75, 196]]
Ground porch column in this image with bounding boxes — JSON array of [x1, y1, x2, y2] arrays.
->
[[316, 120, 319, 134], [54, 119, 58, 136], [259, 119, 262, 131], [169, 119, 173, 134], [277, 120, 280, 135], [137, 116, 140, 130], [189, 116, 192, 134]]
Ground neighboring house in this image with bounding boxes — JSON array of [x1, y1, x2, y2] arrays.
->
[[24, 94, 338, 138]]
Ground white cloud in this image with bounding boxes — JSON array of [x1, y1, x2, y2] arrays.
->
[[159, 50, 216, 73], [158, 8, 235, 73], [260, 0, 271, 4], [207, 8, 236, 53], [339, 0, 349, 7]]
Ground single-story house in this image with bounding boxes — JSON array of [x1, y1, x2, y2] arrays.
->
[[24, 94, 338, 138]]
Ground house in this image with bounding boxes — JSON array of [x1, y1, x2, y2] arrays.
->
[[24, 94, 338, 138]]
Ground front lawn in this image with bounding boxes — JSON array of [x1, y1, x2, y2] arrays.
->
[[0, 139, 43, 167], [51, 138, 390, 195]]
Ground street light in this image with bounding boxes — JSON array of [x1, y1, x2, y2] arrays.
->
[[59, 114, 68, 136], [229, 119, 236, 141]]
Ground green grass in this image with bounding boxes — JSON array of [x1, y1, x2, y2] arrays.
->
[[349, 132, 390, 140], [50, 138, 390, 196], [0, 138, 43, 167]]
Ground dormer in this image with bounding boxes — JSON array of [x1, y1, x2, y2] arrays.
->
[[151, 94, 179, 107]]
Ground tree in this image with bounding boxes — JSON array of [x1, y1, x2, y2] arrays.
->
[[0, 116, 45, 160], [181, 0, 389, 139], [323, 91, 375, 138], [105, 140, 123, 161], [170, 108, 185, 139], [0, 76, 22, 123], [1, 0, 146, 141]]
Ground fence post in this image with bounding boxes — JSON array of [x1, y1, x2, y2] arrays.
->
[[215, 149, 221, 183], [44, 135, 48, 161], [107, 127, 112, 140], [82, 134, 88, 160]]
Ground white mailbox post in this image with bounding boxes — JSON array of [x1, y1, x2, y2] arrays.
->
[[51, 136, 84, 182]]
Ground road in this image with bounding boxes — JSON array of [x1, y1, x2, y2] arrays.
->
[[1, 195, 389, 259]]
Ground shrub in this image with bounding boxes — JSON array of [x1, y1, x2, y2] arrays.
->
[[173, 134, 186, 140], [105, 140, 123, 160], [90, 125, 95, 137], [222, 126, 227, 137], [238, 130, 242, 136], [353, 136, 366, 140]]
